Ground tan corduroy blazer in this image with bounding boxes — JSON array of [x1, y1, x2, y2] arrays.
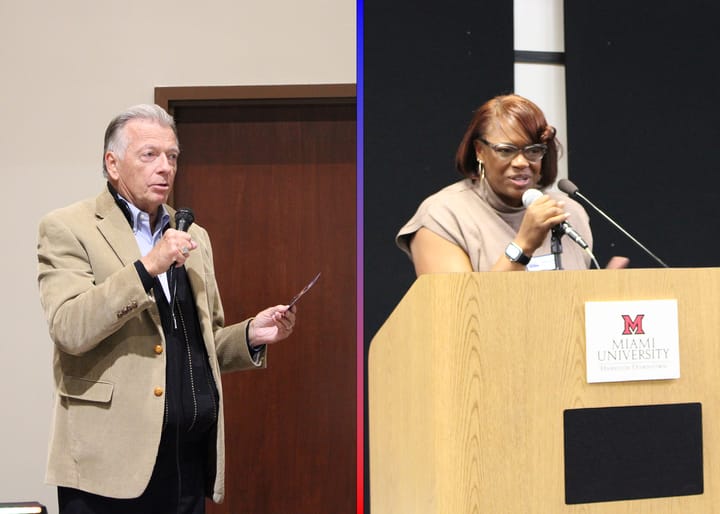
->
[[37, 188, 264, 503]]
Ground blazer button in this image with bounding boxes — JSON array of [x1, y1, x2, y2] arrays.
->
[[154, 387, 164, 397], [154, 345, 163, 355]]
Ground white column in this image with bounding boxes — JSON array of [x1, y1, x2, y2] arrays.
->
[[513, 0, 568, 183]]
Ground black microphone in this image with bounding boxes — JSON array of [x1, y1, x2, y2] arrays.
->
[[170, 207, 194, 281], [521, 188, 590, 249], [557, 179, 669, 268], [168, 208, 194, 275], [168, 208, 195, 328], [175, 208, 195, 233]]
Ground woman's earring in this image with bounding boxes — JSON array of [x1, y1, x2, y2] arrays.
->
[[477, 160, 485, 182]]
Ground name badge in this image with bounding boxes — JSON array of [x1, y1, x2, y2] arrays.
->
[[527, 253, 557, 271]]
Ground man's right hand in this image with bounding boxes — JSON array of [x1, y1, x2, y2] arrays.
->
[[140, 228, 197, 276]]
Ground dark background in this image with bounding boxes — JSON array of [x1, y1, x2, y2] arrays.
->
[[363, 1, 513, 511], [364, 0, 514, 347], [564, 1, 720, 269], [364, 0, 720, 511]]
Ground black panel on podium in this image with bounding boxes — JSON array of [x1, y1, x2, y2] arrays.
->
[[564, 403, 703, 504]]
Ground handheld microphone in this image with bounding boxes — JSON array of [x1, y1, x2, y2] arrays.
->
[[175, 208, 195, 233], [521, 189, 590, 250], [169, 208, 195, 329], [168, 208, 194, 275], [557, 179, 669, 268]]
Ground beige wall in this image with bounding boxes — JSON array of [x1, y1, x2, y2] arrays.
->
[[0, 1, 355, 511]]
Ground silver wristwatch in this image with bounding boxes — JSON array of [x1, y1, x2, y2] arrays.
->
[[505, 242, 531, 265]]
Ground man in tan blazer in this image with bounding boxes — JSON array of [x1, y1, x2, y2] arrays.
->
[[37, 104, 296, 514]]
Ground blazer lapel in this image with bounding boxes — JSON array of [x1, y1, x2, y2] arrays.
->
[[95, 189, 141, 266], [184, 230, 211, 327]]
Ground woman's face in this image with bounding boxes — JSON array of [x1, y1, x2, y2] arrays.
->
[[474, 123, 544, 207]]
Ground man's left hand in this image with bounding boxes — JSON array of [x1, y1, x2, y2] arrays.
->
[[248, 305, 297, 346]]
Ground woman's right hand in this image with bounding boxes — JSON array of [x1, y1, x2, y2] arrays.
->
[[514, 193, 571, 255]]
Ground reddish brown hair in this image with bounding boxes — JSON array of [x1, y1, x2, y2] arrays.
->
[[454, 94, 560, 187]]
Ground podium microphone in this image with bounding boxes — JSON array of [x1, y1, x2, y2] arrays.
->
[[557, 179, 669, 268]]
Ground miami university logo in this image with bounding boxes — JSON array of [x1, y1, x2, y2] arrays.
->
[[622, 314, 645, 335]]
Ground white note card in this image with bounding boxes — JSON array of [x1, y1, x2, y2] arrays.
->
[[585, 299, 679, 383]]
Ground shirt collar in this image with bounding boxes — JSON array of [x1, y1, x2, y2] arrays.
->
[[106, 181, 170, 234]]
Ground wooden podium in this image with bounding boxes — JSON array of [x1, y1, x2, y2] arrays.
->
[[369, 268, 720, 513]]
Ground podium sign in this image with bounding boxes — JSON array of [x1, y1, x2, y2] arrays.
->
[[585, 299, 680, 383]]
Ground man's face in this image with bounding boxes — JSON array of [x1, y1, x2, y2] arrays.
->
[[105, 119, 179, 215]]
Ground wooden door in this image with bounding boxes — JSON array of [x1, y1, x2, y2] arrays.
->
[[161, 88, 356, 513]]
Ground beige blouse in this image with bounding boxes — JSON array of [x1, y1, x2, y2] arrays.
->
[[396, 177, 593, 271]]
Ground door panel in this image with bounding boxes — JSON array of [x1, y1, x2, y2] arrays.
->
[[171, 100, 356, 513]]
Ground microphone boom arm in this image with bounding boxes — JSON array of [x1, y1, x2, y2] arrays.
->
[[571, 190, 669, 268]]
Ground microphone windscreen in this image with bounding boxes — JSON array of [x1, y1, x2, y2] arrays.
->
[[557, 179, 579, 196], [521, 188, 543, 208], [175, 208, 195, 232]]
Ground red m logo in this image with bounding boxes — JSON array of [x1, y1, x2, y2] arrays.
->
[[622, 314, 645, 335]]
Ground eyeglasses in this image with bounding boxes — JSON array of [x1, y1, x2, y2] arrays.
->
[[478, 138, 548, 162]]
